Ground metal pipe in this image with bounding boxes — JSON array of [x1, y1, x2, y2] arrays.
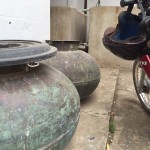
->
[[80, 8, 90, 12], [96, 0, 101, 6], [67, 0, 69, 6], [84, 0, 87, 14]]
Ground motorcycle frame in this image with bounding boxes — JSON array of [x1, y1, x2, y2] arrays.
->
[[140, 55, 150, 78]]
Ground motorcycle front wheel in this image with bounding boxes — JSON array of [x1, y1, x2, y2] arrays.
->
[[133, 59, 150, 113]]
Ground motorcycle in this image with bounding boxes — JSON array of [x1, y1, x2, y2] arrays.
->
[[102, 0, 150, 113]]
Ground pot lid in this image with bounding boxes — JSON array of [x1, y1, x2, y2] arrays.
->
[[0, 40, 57, 67]]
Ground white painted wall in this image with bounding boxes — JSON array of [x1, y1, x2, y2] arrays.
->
[[51, 0, 84, 10], [0, 0, 50, 41], [70, 0, 85, 10]]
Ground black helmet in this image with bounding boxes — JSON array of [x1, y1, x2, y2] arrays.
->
[[102, 11, 147, 60]]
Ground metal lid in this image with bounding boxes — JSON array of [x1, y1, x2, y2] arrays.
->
[[0, 40, 57, 67]]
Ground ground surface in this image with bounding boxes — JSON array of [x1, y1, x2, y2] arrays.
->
[[65, 68, 150, 150]]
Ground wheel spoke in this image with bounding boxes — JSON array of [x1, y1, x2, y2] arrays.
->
[[139, 69, 145, 93]]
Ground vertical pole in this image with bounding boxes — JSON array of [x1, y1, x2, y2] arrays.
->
[[96, 0, 101, 6], [67, 0, 69, 6], [84, 0, 87, 14]]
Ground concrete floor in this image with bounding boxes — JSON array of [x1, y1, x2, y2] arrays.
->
[[64, 68, 150, 150]]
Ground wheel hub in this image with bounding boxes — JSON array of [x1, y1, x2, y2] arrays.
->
[[142, 79, 150, 94]]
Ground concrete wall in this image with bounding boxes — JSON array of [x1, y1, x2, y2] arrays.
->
[[88, 6, 140, 70], [51, 0, 121, 9], [0, 0, 50, 41], [51, 6, 87, 42], [87, 0, 120, 8], [51, 0, 84, 10]]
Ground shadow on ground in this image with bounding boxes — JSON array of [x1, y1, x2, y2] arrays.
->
[[65, 68, 150, 150], [111, 70, 150, 150]]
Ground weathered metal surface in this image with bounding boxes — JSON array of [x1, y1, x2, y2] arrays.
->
[[0, 64, 80, 150], [0, 40, 57, 67], [50, 41, 80, 51], [42, 50, 100, 99]]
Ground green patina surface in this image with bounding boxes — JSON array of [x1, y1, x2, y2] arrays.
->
[[0, 64, 80, 150], [43, 50, 100, 99]]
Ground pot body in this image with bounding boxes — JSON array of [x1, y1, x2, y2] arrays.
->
[[43, 50, 100, 99], [0, 64, 80, 150]]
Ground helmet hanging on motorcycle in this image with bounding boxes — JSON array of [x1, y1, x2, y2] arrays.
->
[[102, 11, 147, 60]]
